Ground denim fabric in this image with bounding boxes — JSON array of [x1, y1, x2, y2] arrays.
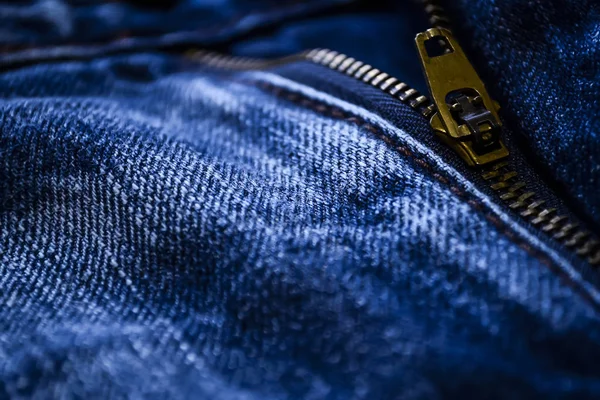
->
[[0, 0, 351, 49], [1, 1, 600, 399], [444, 0, 600, 229], [1, 52, 600, 399]]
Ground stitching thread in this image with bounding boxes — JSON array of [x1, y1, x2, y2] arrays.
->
[[251, 79, 600, 312]]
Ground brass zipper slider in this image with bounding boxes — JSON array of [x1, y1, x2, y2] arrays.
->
[[415, 28, 508, 166]]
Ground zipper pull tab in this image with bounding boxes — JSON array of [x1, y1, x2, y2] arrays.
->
[[415, 28, 508, 166]]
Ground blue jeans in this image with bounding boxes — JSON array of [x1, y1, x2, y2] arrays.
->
[[1, 0, 599, 398]]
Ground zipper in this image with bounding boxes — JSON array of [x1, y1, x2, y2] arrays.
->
[[187, 6, 600, 266]]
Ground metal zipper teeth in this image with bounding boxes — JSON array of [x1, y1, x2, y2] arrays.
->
[[188, 49, 600, 265], [418, 0, 452, 29], [187, 49, 437, 119], [482, 162, 600, 264]]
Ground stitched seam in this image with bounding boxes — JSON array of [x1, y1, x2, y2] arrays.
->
[[250, 79, 600, 312]]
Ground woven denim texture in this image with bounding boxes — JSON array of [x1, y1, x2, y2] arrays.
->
[[0, 52, 599, 399], [1, 0, 600, 399]]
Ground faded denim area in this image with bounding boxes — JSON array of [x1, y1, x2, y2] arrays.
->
[[1, 53, 600, 399], [444, 0, 600, 229]]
